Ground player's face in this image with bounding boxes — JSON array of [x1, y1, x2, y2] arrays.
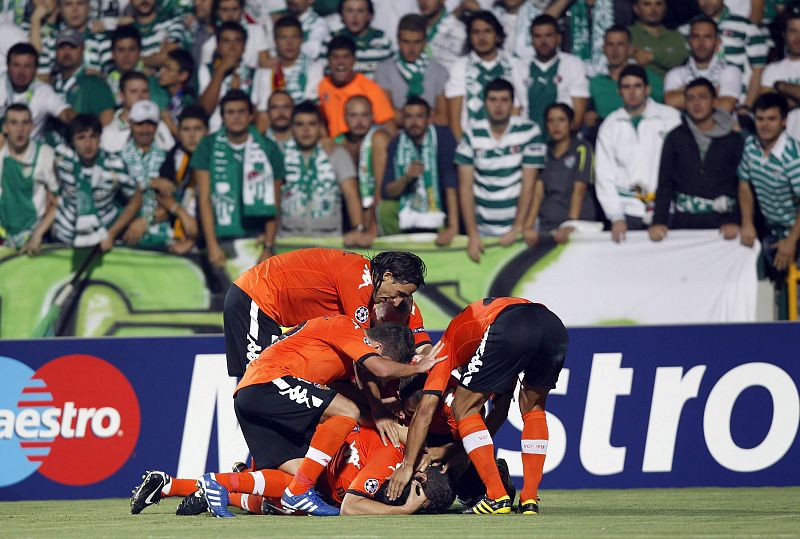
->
[[218, 30, 245, 61], [194, 0, 213, 18], [275, 26, 302, 61], [402, 104, 430, 140], [60, 0, 90, 28], [216, 0, 243, 22], [685, 85, 715, 124], [697, 0, 724, 17], [291, 112, 322, 149], [469, 19, 499, 56], [786, 19, 800, 57], [603, 30, 631, 68], [112, 37, 141, 72], [7, 54, 37, 90], [417, 0, 444, 17], [268, 93, 293, 130], [221, 100, 252, 136], [3, 110, 33, 152], [484, 90, 513, 124], [546, 107, 570, 142], [688, 22, 718, 63], [131, 121, 157, 148], [341, 0, 371, 35], [373, 296, 412, 326], [755, 107, 786, 145], [398, 30, 426, 63], [131, 0, 155, 16], [121, 80, 150, 109], [633, 0, 666, 25], [178, 118, 207, 152], [56, 43, 83, 71], [344, 99, 373, 136], [619, 75, 648, 110], [532, 23, 559, 60], [73, 130, 101, 163], [328, 49, 356, 86], [374, 273, 417, 307], [158, 58, 184, 87]]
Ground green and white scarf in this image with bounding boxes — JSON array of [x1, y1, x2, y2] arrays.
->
[[394, 126, 444, 231], [357, 127, 377, 207], [208, 62, 255, 97], [570, 0, 614, 73], [121, 139, 170, 247], [281, 139, 340, 234], [465, 51, 514, 121], [282, 54, 309, 103], [72, 158, 107, 247], [395, 51, 429, 98]]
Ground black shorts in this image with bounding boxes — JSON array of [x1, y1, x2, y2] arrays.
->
[[457, 303, 568, 393], [234, 376, 338, 470], [223, 284, 282, 377]]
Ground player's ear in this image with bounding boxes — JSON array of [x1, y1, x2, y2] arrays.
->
[[382, 270, 394, 284]]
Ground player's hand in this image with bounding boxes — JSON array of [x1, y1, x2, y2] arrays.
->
[[413, 341, 446, 374], [207, 242, 226, 268], [467, 235, 484, 263], [373, 415, 401, 447], [435, 227, 457, 246], [720, 223, 739, 240], [611, 219, 627, 243], [387, 463, 414, 501], [123, 216, 147, 246], [648, 224, 668, 242], [739, 223, 757, 247], [552, 226, 573, 244], [773, 237, 797, 271], [524, 228, 540, 247], [499, 226, 520, 247], [404, 160, 424, 179], [99, 237, 114, 252], [150, 177, 176, 196], [403, 480, 427, 513], [20, 233, 43, 256]]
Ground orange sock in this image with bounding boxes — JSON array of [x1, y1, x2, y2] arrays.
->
[[457, 413, 507, 500], [520, 410, 548, 502], [214, 469, 294, 497], [287, 415, 357, 495], [160, 477, 197, 497], [229, 493, 265, 514]]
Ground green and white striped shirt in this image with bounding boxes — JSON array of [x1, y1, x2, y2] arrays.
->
[[134, 15, 190, 60], [455, 116, 545, 236], [52, 144, 137, 244], [738, 132, 800, 238], [36, 24, 111, 77]]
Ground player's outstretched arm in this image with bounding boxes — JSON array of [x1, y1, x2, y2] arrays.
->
[[340, 483, 426, 515], [362, 342, 446, 380], [386, 393, 439, 500]]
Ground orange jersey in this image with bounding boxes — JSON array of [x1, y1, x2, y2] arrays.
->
[[423, 297, 533, 395], [429, 390, 459, 441], [234, 248, 374, 328], [235, 315, 379, 393], [318, 74, 395, 138], [321, 426, 404, 505], [408, 301, 431, 347]]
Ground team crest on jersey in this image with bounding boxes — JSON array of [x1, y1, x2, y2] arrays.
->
[[355, 305, 370, 324], [364, 478, 379, 495]]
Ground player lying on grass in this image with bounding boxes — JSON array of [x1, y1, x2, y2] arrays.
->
[[387, 297, 568, 515], [130, 424, 455, 516]]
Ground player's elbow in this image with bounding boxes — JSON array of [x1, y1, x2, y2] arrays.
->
[[340, 494, 368, 515], [364, 357, 393, 379]]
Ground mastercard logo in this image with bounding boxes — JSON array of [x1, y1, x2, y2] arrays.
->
[[0, 354, 140, 487]]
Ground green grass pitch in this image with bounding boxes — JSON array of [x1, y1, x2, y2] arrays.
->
[[1, 487, 798, 538]]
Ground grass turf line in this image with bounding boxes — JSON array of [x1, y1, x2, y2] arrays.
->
[[1, 487, 798, 538]]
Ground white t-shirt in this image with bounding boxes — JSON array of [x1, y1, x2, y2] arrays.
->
[[0, 142, 58, 219], [762, 57, 800, 87], [724, 0, 751, 18], [0, 76, 70, 141], [198, 65, 270, 132], [664, 57, 743, 99], [373, 0, 418, 48], [101, 109, 175, 153], [429, 13, 467, 71], [518, 52, 590, 114], [298, 9, 331, 60], [201, 20, 273, 69], [787, 108, 800, 140]]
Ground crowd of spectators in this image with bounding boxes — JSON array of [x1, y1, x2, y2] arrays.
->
[[1, 0, 799, 285]]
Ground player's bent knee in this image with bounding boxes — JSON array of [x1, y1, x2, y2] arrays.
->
[[325, 394, 361, 420]]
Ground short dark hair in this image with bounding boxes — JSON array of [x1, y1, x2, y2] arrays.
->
[[618, 64, 649, 87], [685, 77, 717, 97], [213, 0, 244, 18], [403, 96, 431, 116], [785, 5, 800, 32], [467, 10, 505, 51], [398, 13, 427, 35], [398, 373, 426, 406], [375, 466, 455, 514], [5, 103, 31, 117], [274, 14, 302, 34], [216, 20, 248, 42], [483, 77, 514, 100], [268, 89, 293, 107], [754, 92, 789, 119], [327, 35, 356, 57], [111, 24, 142, 49], [220, 89, 254, 113], [338, 0, 373, 15], [178, 105, 209, 128], [291, 99, 324, 122], [545, 102, 575, 124], [70, 113, 102, 139], [604, 24, 631, 42], [167, 48, 195, 78], [531, 13, 559, 33], [7, 43, 38, 67], [365, 323, 415, 364], [370, 251, 426, 288], [689, 15, 719, 36], [120, 70, 148, 92]]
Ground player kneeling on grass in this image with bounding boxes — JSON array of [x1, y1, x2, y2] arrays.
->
[[387, 297, 568, 515]]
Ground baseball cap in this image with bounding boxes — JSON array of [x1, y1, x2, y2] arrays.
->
[[56, 28, 84, 48], [129, 100, 160, 124]]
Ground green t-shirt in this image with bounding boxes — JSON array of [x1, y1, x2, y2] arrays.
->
[[590, 67, 664, 119], [629, 22, 689, 78], [67, 72, 116, 115]]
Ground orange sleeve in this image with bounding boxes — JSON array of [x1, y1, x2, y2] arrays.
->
[[422, 346, 454, 397], [345, 446, 404, 499], [335, 257, 374, 328], [330, 317, 381, 366], [368, 84, 396, 125], [408, 302, 431, 347]]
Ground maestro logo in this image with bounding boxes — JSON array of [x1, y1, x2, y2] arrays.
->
[[0, 354, 140, 487]]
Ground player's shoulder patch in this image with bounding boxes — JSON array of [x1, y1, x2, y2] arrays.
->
[[355, 305, 370, 324], [364, 478, 379, 495]]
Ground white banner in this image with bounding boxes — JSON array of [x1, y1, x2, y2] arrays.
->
[[517, 230, 761, 326]]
